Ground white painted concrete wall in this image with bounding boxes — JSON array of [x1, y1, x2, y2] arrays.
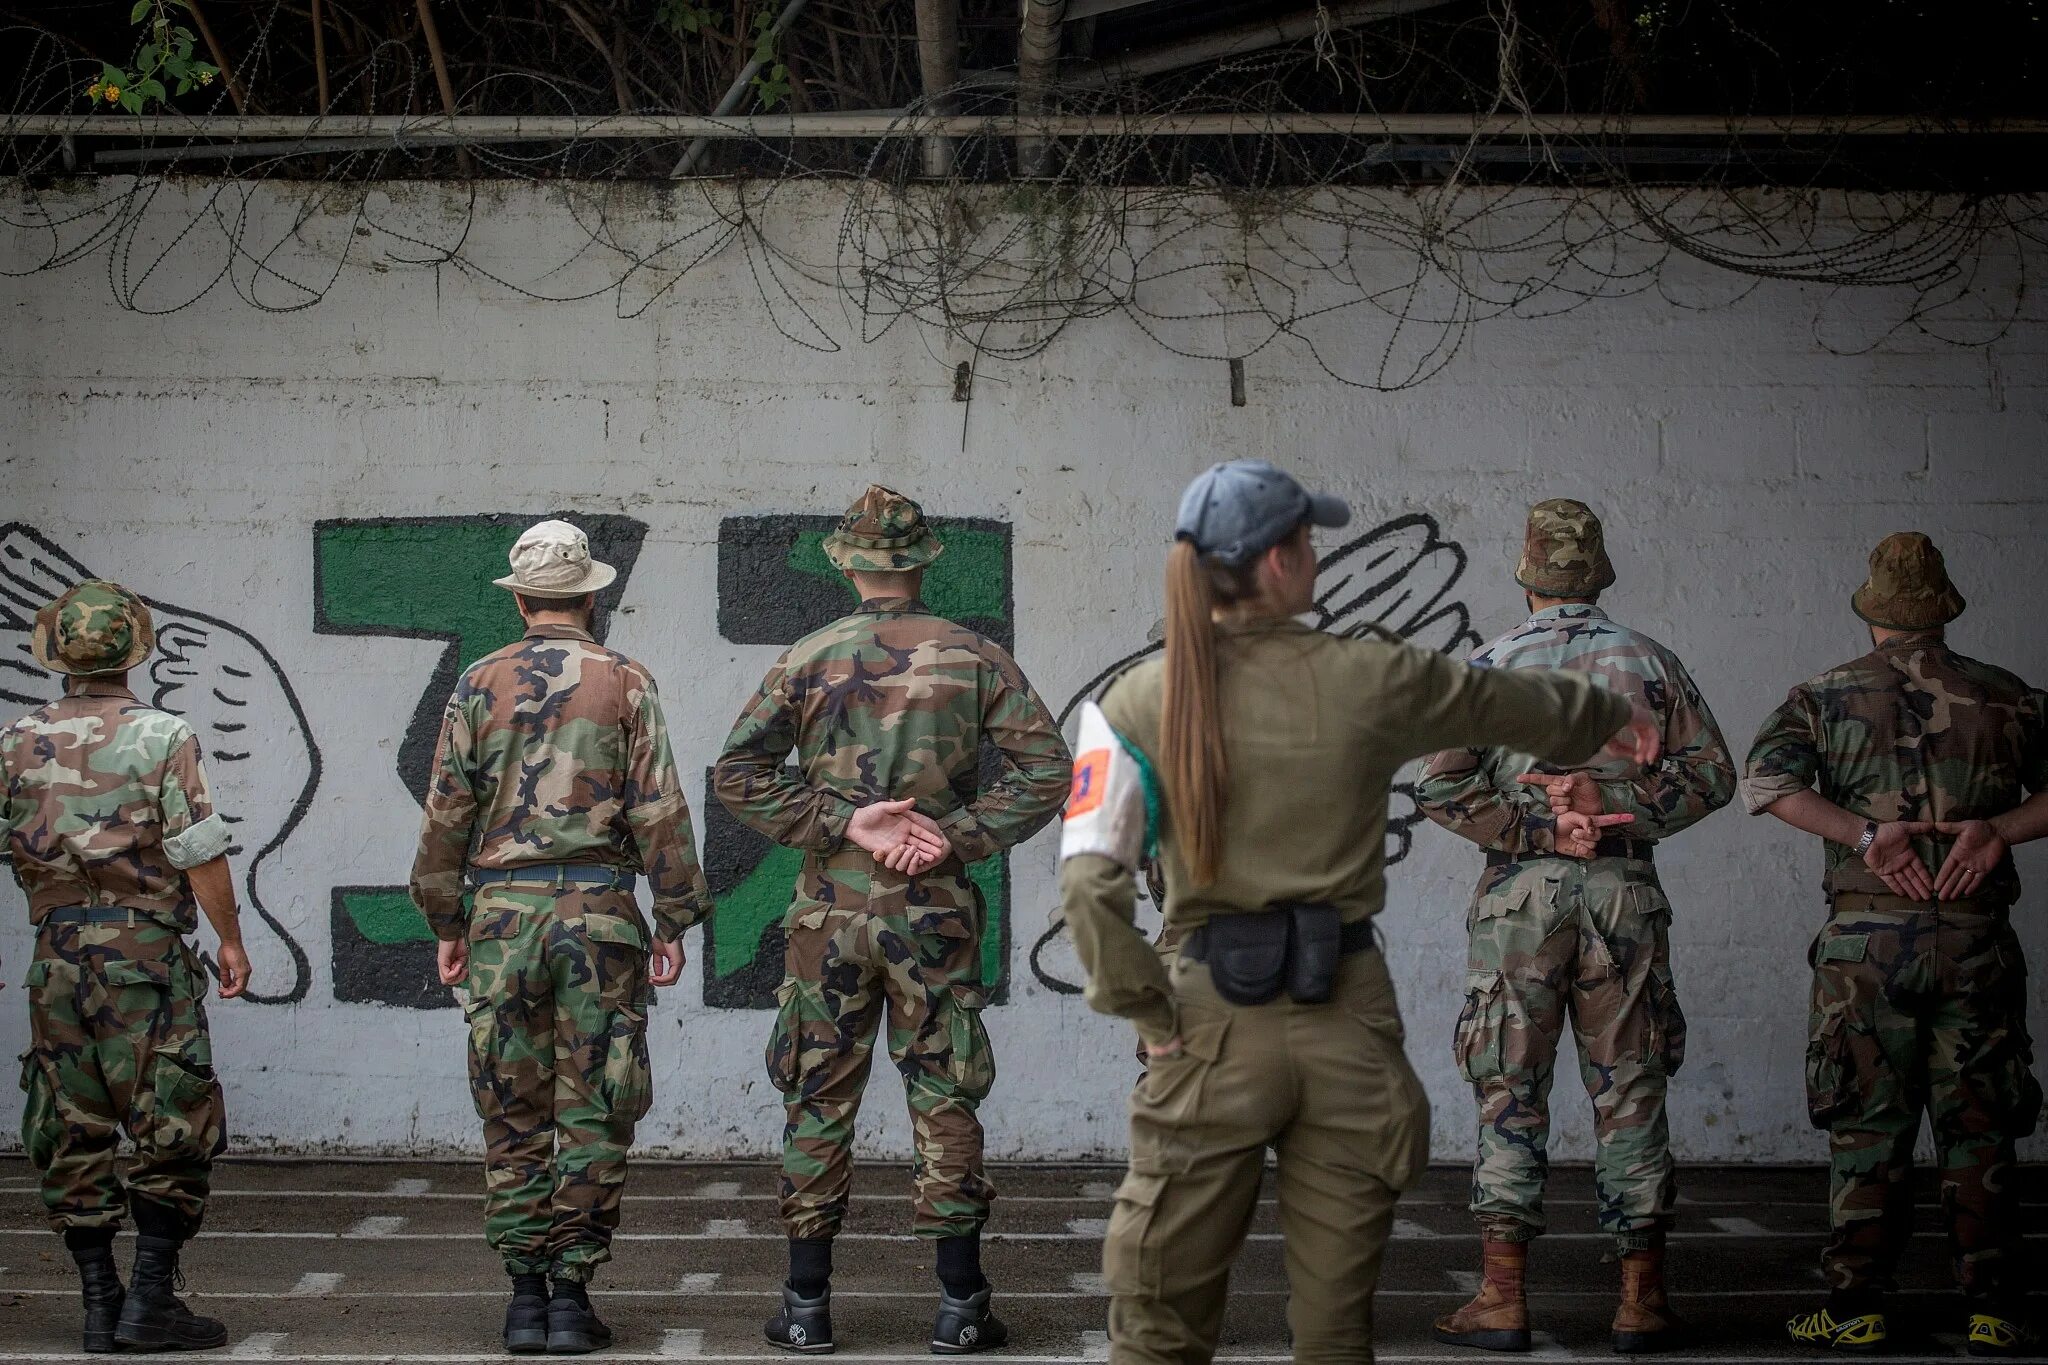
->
[[3, 178, 2044, 1164]]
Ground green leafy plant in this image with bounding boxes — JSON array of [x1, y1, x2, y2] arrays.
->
[[85, 0, 219, 112], [748, 9, 791, 110], [657, 0, 721, 36]]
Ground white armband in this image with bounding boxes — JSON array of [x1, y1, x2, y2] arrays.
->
[[1059, 702, 1158, 871]]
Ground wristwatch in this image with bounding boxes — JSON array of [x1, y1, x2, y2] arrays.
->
[[1853, 821, 1878, 856]]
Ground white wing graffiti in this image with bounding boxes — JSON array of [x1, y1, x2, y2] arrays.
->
[[1032, 514, 1479, 995], [0, 524, 317, 1004]]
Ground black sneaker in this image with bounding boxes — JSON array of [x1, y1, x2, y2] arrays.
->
[[546, 1281, 613, 1355], [932, 1286, 1009, 1355], [766, 1284, 835, 1354], [504, 1275, 550, 1355]]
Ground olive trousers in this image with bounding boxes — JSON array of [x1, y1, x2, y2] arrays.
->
[[1104, 946, 1431, 1364]]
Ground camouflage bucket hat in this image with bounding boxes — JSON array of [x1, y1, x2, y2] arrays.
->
[[1514, 497, 1616, 596], [1853, 531, 1965, 630], [32, 579, 154, 676], [822, 485, 945, 573]]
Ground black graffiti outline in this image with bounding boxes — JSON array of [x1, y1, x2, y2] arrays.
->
[[1031, 512, 1481, 996], [0, 523, 320, 1005]]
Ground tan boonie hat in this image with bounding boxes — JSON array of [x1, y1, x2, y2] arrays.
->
[[493, 519, 617, 598], [1515, 497, 1617, 596], [1853, 531, 1965, 631], [822, 485, 945, 573], [33, 579, 154, 676]]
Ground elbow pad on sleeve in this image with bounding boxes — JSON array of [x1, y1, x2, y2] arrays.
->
[[1059, 702, 1157, 871]]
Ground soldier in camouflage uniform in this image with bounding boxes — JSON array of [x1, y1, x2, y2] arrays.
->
[[714, 486, 1072, 1355], [4, 580, 249, 1353], [1418, 499, 1733, 1354], [412, 520, 712, 1355], [1745, 532, 2048, 1358]]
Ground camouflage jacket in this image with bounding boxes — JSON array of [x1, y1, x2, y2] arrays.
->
[[713, 596, 1072, 877], [410, 626, 711, 943], [1, 679, 232, 931], [1742, 632, 2048, 901], [1417, 605, 1734, 854]]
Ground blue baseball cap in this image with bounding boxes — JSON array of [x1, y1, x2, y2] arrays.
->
[[1174, 460, 1350, 567]]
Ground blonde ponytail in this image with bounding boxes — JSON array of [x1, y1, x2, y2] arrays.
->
[[1161, 540, 1229, 887]]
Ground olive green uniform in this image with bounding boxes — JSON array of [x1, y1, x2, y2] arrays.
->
[[1061, 619, 1631, 1364]]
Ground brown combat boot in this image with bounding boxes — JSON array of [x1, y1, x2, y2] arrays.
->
[[1612, 1239, 1688, 1353], [1434, 1235, 1532, 1352]]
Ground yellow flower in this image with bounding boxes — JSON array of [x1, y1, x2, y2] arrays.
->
[[197, 70, 214, 86], [103, 84, 122, 103], [87, 82, 104, 99]]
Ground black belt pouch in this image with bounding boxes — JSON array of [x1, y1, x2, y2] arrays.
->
[[1284, 902, 1341, 1004], [1204, 912, 1290, 1005]]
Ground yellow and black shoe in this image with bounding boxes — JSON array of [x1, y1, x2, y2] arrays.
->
[[1966, 1311, 2037, 1358], [1787, 1306, 1888, 1353]]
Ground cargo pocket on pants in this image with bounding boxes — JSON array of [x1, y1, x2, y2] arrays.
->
[[18, 1049, 58, 1170], [765, 979, 804, 1098], [1102, 1169, 1169, 1297], [464, 995, 499, 1123], [1805, 1007, 1855, 1129], [1647, 966, 1687, 1077], [942, 985, 996, 1104], [137, 1044, 225, 1161], [1454, 970, 1508, 1085], [601, 1003, 653, 1124]]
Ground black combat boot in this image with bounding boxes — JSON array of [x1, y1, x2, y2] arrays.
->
[[766, 1283, 835, 1354], [546, 1278, 613, 1355], [503, 1273, 550, 1354], [67, 1232, 125, 1354], [932, 1285, 1009, 1355], [114, 1234, 228, 1351]]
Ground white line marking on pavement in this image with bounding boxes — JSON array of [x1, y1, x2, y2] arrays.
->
[[7, 1227, 2017, 1244], [18, 1183, 2031, 1212], [1069, 1272, 1108, 1295], [678, 1272, 721, 1293], [1446, 1270, 1482, 1295], [1392, 1219, 1439, 1239], [290, 1272, 345, 1296], [1080, 1330, 1111, 1361], [660, 1329, 707, 1358], [1526, 1333, 1573, 1361], [0, 1287, 2021, 1302], [227, 1333, 289, 1358], [1709, 1216, 1774, 1236], [387, 1178, 433, 1196], [696, 1181, 744, 1198], [0, 1355, 1995, 1364], [345, 1215, 409, 1238]]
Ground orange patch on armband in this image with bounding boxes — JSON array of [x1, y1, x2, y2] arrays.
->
[[1067, 748, 1110, 818]]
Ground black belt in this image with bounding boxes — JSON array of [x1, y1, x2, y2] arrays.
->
[[40, 906, 152, 926], [1486, 836, 1655, 867], [469, 864, 636, 893], [1182, 914, 1377, 963]]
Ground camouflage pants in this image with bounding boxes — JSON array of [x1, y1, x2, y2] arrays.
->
[[1805, 895, 2041, 1303], [17, 920, 225, 1235], [767, 894, 995, 1241], [1454, 857, 1685, 1251], [463, 885, 653, 1282]]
